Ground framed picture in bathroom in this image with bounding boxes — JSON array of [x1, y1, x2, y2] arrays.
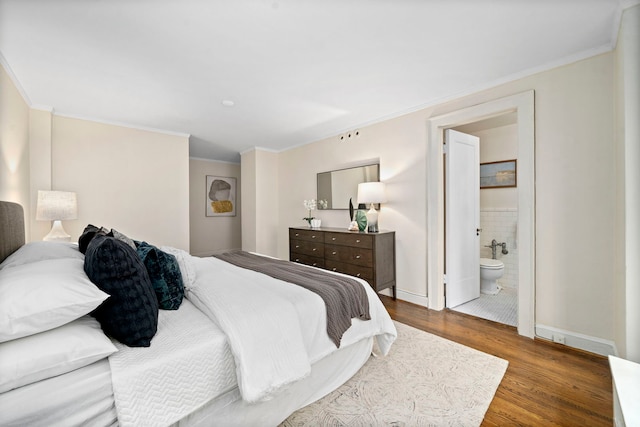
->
[[206, 176, 237, 217], [480, 159, 517, 189]]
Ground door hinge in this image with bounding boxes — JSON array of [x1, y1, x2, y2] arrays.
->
[[443, 274, 447, 284], [443, 142, 448, 154]]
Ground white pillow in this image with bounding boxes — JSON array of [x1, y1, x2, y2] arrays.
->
[[160, 246, 197, 290], [0, 241, 84, 270], [0, 258, 109, 342], [0, 316, 117, 392]]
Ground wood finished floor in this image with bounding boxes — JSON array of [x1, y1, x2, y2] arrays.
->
[[380, 295, 613, 426]]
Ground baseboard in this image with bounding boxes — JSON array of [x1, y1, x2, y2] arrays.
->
[[379, 288, 428, 308], [536, 324, 618, 357]]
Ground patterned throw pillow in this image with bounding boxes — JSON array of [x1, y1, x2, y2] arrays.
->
[[135, 241, 184, 310], [84, 235, 158, 347]]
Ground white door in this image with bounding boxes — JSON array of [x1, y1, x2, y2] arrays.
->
[[445, 129, 480, 308]]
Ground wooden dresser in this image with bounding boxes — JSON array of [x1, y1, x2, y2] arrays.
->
[[289, 227, 396, 298]]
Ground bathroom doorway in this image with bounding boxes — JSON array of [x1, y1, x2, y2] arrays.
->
[[447, 114, 519, 327], [426, 91, 535, 338]]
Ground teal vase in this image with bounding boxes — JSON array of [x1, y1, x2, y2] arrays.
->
[[355, 210, 367, 232]]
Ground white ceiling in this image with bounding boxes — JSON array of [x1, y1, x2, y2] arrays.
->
[[0, 0, 633, 163]]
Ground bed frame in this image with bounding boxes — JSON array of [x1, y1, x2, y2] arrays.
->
[[0, 201, 25, 263], [0, 200, 386, 426]]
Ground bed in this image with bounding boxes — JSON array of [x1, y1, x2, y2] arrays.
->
[[0, 201, 397, 426]]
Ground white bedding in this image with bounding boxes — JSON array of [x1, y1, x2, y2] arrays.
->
[[0, 359, 117, 427], [186, 255, 397, 404], [108, 299, 235, 427], [0, 250, 396, 427]]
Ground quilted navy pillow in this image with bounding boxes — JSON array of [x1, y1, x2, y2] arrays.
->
[[84, 235, 158, 347], [135, 241, 184, 310], [78, 224, 108, 254]]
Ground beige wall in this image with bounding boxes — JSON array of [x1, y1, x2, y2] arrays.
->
[[270, 52, 617, 345], [2, 63, 191, 250], [241, 148, 279, 256], [28, 108, 53, 240], [189, 158, 241, 256], [458, 123, 518, 209], [0, 63, 30, 235], [51, 116, 190, 249]]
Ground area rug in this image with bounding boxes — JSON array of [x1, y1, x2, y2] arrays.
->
[[281, 321, 508, 427]]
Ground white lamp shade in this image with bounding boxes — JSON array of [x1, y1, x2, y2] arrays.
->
[[36, 191, 78, 221], [357, 182, 387, 204]]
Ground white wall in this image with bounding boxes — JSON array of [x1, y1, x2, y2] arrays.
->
[[189, 158, 241, 256], [277, 112, 428, 304], [28, 108, 54, 241], [267, 52, 617, 344], [241, 148, 279, 256], [51, 116, 190, 250], [467, 123, 519, 289], [0, 63, 30, 234]]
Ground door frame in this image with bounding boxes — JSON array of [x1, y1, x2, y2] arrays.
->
[[427, 90, 535, 338]]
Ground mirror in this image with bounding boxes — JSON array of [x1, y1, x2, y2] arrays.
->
[[317, 164, 379, 210]]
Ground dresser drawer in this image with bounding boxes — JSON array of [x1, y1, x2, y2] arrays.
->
[[290, 239, 324, 257], [290, 253, 325, 268], [325, 260, 373, 282], [324, 232, 372, 249], [325, 244, 373, 267], [289, 228, 324, 243], [289, 227, 396, 299]]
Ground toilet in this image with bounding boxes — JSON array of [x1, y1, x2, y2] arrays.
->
[[480, 258, 504, 295]]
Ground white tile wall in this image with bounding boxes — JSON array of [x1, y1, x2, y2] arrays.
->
[[480, 208, 518, 289]]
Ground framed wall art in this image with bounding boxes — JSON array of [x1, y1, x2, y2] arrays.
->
[[480, 160, 517, 189], [206, 176, 236, 217]]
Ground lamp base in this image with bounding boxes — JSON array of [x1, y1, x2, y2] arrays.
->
[[366, 204, 379, 233], [43, 220, 71, 242]]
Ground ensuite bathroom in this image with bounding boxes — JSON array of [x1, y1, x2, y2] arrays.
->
[[451, 113, 519, 327]]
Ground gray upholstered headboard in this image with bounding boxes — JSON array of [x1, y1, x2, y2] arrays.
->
[[0, 201, 26, 263]]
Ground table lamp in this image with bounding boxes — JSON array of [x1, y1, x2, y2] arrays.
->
[[36, 190, 77, 242], [357, 182, 386, 233]]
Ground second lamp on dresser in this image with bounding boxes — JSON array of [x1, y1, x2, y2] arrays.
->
[[289, 227, 396, 299]]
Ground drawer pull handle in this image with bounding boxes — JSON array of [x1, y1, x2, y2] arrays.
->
[[332, 268, 337, 271], [312, 263, 317, 266], [332, 237, 336, 241], [312, 248, 317, 251], [312, 235, 316, 239], [355, 255, 361, 259], [332, 251, 337, 255], [356, 273, 361, 277], [295, 233, 299, 237], [295, 245, 300, 249], [295, 258, 300, 262], [356, 239, 360, 243]]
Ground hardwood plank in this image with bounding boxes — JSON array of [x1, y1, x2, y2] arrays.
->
[[380, 295, 613, 426]]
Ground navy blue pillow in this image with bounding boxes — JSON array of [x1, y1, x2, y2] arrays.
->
[[78, 224, 108, 254], [84, 235, 158, 347], [135, 241, 184, 310]]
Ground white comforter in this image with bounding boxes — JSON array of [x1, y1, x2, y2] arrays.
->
[[186, 255, 397, 403], [108, 299, 236, 427]]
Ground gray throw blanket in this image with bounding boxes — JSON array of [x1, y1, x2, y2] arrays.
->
[[213, 251, 371, 347]]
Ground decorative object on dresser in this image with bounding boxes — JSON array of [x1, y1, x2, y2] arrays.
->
[[289, 227, 396, 299], [302, 198, 327, 227], [36, 190, 78, 242], [357, 182, 386, 233]]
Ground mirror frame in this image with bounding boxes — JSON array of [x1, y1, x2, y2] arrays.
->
[[317, 163, 380, 210]]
